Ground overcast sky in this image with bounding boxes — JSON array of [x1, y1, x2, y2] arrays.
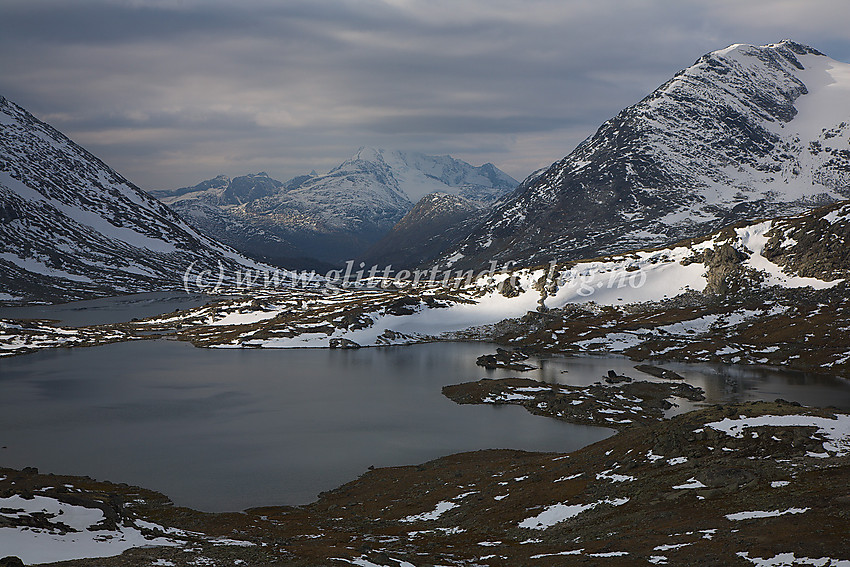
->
[[2, 0, 849, 190]]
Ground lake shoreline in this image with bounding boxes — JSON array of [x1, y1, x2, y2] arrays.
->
[[3, 399, 850, 566], [4, 296, 850, 564]]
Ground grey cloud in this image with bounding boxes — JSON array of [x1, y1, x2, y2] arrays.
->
[[363, 114, 574, 135], [0, 0, 848, 189]]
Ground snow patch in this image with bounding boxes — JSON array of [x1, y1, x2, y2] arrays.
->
[[399, 501, 458, 523], [706, 414, 850, 456], [725, 507, 809, 521], [519, 498, 629, 530], [0, 495, 177, 564], [673, 478, 707, 490]]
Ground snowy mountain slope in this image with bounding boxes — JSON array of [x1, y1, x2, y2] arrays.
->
[[157, 198, 340, 271], [438, 40, 850, 270], [150, 172, 284, 205], [157, 148, 517, 265], [321, 147, 518, 204], [0, 96, 267, 302]]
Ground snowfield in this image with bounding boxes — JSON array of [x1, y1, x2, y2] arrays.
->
[[518, 498, 629, 530], [0, 495, 177, 564]]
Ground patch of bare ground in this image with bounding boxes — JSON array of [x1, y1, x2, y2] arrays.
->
[[442, 378, 704, 428]]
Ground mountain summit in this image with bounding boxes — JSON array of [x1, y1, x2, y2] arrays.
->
[[437, 40, 850, 270]]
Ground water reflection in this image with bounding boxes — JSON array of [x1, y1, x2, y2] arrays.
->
[[2, 336, 848, 513], [521, 353, 850, 415], [0, 340, 608, 512]]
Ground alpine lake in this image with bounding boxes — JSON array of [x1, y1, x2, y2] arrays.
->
[[2, 293, 849, 512]]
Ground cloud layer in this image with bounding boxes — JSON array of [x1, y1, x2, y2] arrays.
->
[[2, 0, 848, 189]]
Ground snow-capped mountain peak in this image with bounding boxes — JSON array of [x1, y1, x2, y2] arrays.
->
[[157, 148, 518, 265], [326, 146, 518, 203], [437, 40, 850, 270]]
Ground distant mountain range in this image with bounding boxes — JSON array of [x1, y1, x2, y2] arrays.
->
[[152, 148, 518, 267], [426, 40, 850, 270], [0, 96, 266, 302]]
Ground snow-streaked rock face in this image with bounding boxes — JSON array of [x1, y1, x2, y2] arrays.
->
[[440, 40, 850, 270], [157, 148, 517, 266], [0, 96, 266, 302], [326, 147, 518, 205]]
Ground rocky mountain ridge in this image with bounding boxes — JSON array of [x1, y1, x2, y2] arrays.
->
[[0, 96, 266, 303], [359, 191, 483, 269], [434, 40, 850, 270]]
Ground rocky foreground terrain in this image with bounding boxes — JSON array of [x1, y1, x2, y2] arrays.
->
[[3, 399, 850, 566]]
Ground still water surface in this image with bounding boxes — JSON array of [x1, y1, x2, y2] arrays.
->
[[0, 292, 223, 327], [0, 339, 611, 511], [2, 298, 849, 512]]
